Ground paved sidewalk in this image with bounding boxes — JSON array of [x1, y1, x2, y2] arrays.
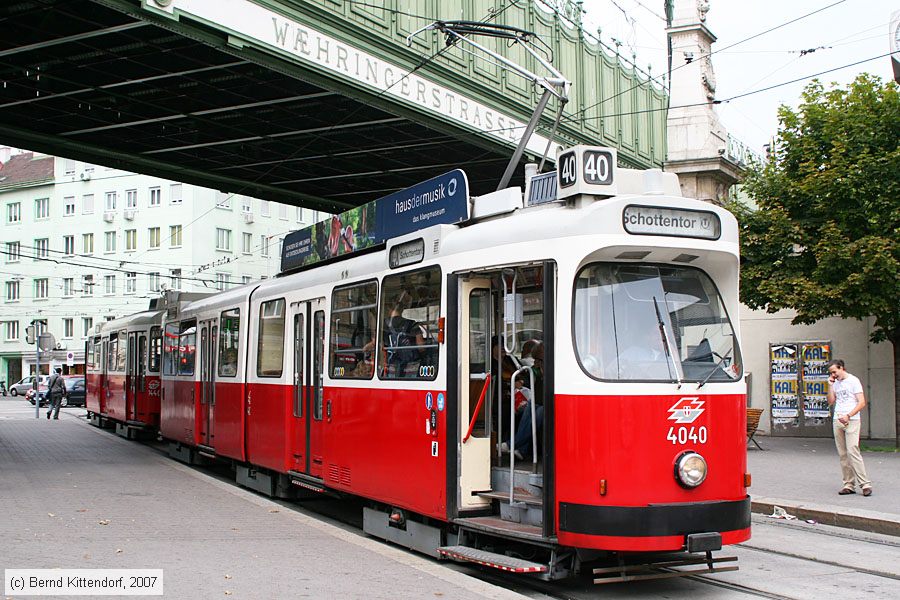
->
[[748, 434, 900, 537], [0, 400, 525, 599]]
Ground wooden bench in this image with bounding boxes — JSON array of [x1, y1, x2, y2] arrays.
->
[[746, 407, 764, 450]]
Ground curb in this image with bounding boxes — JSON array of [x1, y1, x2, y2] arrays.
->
[[751, 496, 900, 538]]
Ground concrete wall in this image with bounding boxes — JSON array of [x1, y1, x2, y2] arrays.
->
[[740, 306, 896, 440]]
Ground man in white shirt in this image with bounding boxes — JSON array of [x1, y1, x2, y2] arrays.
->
[[826, 359, 872, 496]]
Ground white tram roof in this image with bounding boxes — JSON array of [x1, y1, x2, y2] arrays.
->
[[95, 309, 164, 336]]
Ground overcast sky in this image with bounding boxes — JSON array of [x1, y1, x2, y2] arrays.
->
[[578, 0, 898, 152]]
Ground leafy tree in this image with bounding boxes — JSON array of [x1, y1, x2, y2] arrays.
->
[[730, 74, 900, 445]]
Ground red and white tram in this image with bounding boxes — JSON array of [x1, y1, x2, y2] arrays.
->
[[88, 146, 750, 580], [86, 310, 164, 435]]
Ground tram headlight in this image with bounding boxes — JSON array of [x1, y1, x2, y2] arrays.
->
[[674, 451, 707, 488]]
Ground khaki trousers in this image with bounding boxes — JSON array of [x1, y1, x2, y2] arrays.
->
[[833, 419, 871, 490]]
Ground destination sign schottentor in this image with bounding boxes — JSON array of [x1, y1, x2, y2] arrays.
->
[[281, 170, 469, 272], [622, 205, 721, 240]]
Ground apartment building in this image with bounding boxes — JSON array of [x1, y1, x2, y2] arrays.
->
[[0, 149, 324, 384]]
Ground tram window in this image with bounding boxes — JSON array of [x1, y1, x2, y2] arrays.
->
[[218, 308, 240, 377], [107, 334, 117, 372], [573, 263, 742, 383], [148, 326, 161, 373], [178, 320, 197, 376], [378, 266, 441, 381], [117, 329, 127, 371], [257, 299, 285, 377], [329, 281, 378, 379], [87, 340, 95, 371], [163, 323, 179, 376]]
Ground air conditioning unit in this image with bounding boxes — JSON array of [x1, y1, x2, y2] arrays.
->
[[103, 211, 115, 223], [243, 212, 254, 224], [124, 209, 136, 220], [80, 171, 91, 181]]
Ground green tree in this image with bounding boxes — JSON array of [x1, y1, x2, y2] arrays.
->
[[730, 74, 900, 445]]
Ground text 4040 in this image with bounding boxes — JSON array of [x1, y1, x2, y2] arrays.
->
[[667, 426, 707, 445]]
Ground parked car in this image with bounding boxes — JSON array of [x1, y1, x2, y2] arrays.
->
[[9, 375, 46, 397], [26, 378, 50, 406], [62, 376, 86, 407]]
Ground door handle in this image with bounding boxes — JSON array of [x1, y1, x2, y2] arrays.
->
[[246, 390, 252, 415], [326, 399, 332, 422]]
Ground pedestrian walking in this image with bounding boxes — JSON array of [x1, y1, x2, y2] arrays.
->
[[826, 359, 872, 496], [46, 368, 65, 420]]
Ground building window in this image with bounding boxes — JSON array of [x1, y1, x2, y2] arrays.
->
[[82, 274, 93, 296], [64, 197, 75, 216], [34, 238, 49, 259], [170, 269, 182, 290], [242, 232, 252, 255], [125, 229, 136, 251], [242, 275, 252, 284], [148, 227, 160, 249], [7, 202, 21, 224], [34, 278, 49, 300], [5, 241, 20, 262], [34, 197, 50, 219], [63, 318, 74, 338], [241, 197, 251, 213], [105, 191, 116, 211], [125, 272, 136, 294], [5, 280, 20, 302], [216, 228, 232, 252], [83, 317, 93, 337], [215, 272, 230, 291], [148, 272, 160, 292], [4, 320, 19, 341], [126, 189, 137, 209], [278, 203, 288, 220], [170, 184, 182, 204], [169, 225, 182, 247], [260, 234, 269, 257], [63, 278, 74, 297], [104, 275, 115, 295], [63, 236, 75, 256], [104, 231, 116, 253], [82, 194, 94, 215], [64, 158, 77, 175], [260, 200, 270, 217], [82, 233, 94, 254], [216, 192, 232, 209], [149, 187, 161, 207]]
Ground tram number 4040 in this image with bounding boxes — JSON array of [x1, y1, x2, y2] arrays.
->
[[666, 426, 708, 445]]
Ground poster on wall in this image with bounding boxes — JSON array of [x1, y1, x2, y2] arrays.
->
[[770, 344, 800, 427], [801, 342, 832, 421]]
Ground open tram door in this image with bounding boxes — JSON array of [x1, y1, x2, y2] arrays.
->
[[288, 298, 326, 482], [198, 319, 217, 448], [455, 276, 493, 511], [445, 263, 557, 568]]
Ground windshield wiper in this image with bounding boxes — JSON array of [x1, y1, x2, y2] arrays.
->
[[697, 348, 734, 389], [652, 296, 683, 387]]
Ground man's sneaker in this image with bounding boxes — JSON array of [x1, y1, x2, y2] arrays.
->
[[862, 487, 873, 497], [514, 450, 524, 460], [500, 442, 510, 454], [838, 487, 855, 495]]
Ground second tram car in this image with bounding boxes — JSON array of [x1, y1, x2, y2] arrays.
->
[[87, 147, 750, 580]]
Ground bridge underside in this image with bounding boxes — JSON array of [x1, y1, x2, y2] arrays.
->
[[1, 1, 526, 212]]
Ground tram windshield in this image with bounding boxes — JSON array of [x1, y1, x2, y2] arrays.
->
[[574, 263, 741, 383]]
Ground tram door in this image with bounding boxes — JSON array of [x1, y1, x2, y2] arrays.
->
[[458, 278, 493, 510], [199, 319, 217, 447], [291, 298, 326, 478], [100, 339, 109, 414], [125, 332, 145, 422]]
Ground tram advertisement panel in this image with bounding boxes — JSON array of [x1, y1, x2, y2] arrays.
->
[[281, 170, 469, 272]]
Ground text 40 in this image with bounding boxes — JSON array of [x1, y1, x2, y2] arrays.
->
[[667, 426, 707, 445]]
